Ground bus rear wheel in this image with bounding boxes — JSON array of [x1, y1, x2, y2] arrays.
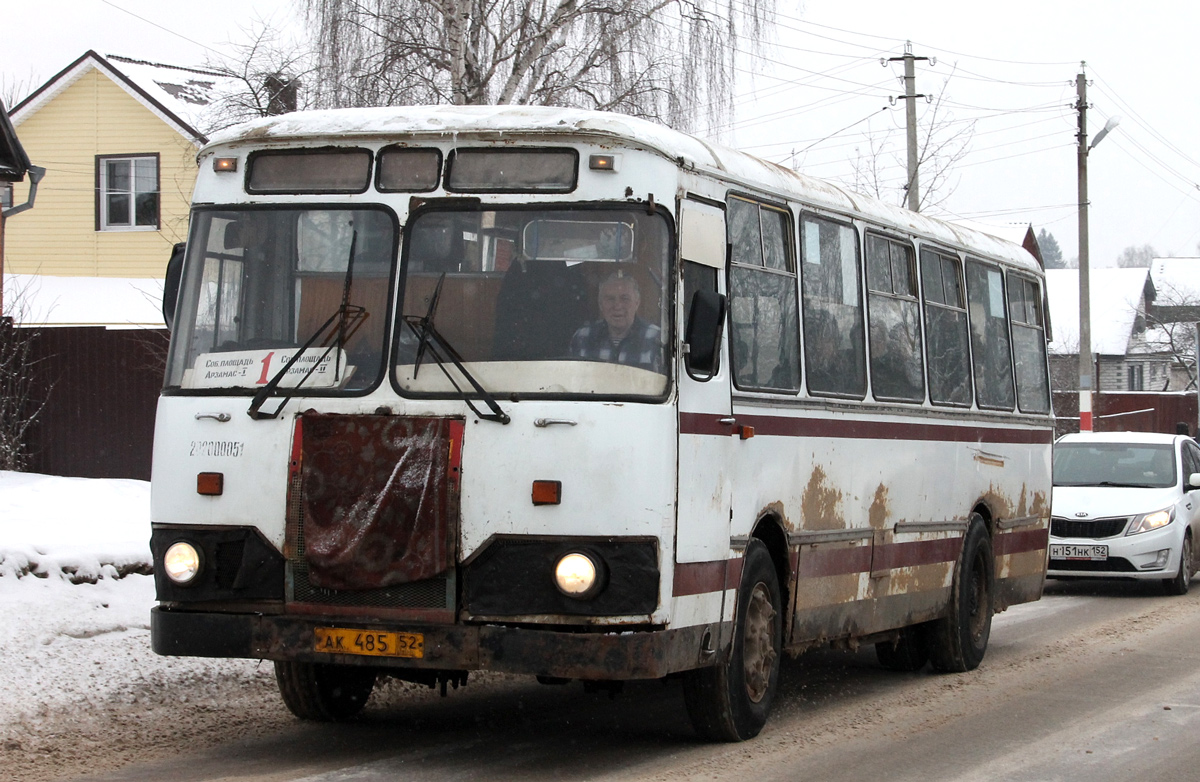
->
[[274, 661, 376, 721], [927, 516, 993, 673], [682, 539, 782, 741]]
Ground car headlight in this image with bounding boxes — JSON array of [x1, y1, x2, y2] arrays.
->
[[163, 541, 202, 584], [554, 551, 605, 599], [1127, 508, 1175, 536]]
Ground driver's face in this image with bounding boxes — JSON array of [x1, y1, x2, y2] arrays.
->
[[599, 280, 639, 334]]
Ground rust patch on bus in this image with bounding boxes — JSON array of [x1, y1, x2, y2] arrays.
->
[[882, 562, 952, 598], [793, 572, 862, 611], [868, 484, 890, 530], [759, 500, 795, 532], [1030, 490, 1049, 519], [801, 466, 845, 530]]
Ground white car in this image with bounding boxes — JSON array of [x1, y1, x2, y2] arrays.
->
[[1049, 431, 1200, 594]]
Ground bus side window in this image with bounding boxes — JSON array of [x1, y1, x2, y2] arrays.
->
[[726, 196, 800, 392], [1008, 274, 1051, 414], [866, 234, 924, 402], [801, 215, 865, 398], [965, 258, 1016, 410], [920, 248, 972, 407]]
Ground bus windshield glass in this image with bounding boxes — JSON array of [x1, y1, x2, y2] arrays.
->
[[395, 206, 671, 398], [165, 207, 395, 393]]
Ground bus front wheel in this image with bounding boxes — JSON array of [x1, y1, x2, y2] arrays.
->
[[274, 661, 376, 721], [927, 516, 993, 673], [682, 539, 782, 741]]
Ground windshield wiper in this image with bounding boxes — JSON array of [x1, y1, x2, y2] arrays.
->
[[247, 231, 365, 420], [403, 273, 510, 425]]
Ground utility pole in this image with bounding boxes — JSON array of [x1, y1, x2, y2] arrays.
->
[[888, 41, 931, 212], [1076, 63, 1094, 432]]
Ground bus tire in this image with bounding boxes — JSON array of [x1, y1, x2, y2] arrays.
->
[[274, 661, 376, 721], [682, 539, 782, 741], [875, 626, 929, 672], [927, 516, 993, 673]]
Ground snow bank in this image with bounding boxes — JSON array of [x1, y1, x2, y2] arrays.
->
[[0, 471, 153, 581]]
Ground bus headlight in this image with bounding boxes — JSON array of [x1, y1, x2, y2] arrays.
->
[[554, 551, 604, 599], [163, 541, 202, 585]]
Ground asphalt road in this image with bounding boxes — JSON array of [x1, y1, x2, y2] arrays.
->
[[69, 579, 1200, 782]]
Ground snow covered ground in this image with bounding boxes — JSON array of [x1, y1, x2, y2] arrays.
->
[[0, 471, 284, 780]]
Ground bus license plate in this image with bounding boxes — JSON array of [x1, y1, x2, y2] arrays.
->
[[314, 627, 424, 658], [1050, 544, 1108, 561]]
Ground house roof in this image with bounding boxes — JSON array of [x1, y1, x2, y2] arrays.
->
[[0, 99, 32, 182], [1045, 267, 1150, 356], [9, 50, 238, 145], [3, 273, 164, 329], [1149, 257, 1200, 305]]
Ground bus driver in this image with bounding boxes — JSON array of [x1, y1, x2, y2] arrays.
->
[[569, 272, 663, 373]]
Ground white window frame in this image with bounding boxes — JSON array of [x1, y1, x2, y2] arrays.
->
[[97, 154, 159, 232]]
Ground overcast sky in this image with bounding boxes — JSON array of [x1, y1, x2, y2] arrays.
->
[[3, 0, 1196, 267]]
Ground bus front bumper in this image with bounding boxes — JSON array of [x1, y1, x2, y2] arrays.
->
[[151, 607, 722, 680]]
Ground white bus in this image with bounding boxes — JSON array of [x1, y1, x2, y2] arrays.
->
[[151, 105, 1053, 741]]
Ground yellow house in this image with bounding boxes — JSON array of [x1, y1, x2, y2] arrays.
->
[[6, 51, 232, 279]]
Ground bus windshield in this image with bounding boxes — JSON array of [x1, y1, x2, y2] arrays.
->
[[395, 206, 671, 398], [166, 207, 395, 393]]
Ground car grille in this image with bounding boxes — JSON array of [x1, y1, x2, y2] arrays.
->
[[1049, 557, 1137, 573], [1051, 516, 1130, 539]]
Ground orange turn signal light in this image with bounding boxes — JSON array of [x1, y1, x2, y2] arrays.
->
[[739, 425, 755, 440], [532, 480, 562, 506], [197, 472, 224, 496], [213, 157, 238, 172]]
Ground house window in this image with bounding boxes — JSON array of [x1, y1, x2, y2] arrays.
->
[[1128, 364, 1144, 391], [98, 155, 159, 230]]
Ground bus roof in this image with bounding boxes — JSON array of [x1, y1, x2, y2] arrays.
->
[[204, 104, 1041, 273]]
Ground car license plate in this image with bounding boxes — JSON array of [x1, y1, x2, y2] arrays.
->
[[1050, 544, 1108, 561], [314, 627, 424, 658]]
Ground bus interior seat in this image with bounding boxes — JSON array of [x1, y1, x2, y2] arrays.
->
[[492, 260, 589, 360]]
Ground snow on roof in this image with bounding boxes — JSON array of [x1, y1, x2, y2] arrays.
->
[[4, 274, 164, 329], [1149, 257, 1200, 305], [205, 105, 1040, 273], [1045, 267, 1149, 356], [947, 219, 1033, 248], [10, 51, 241, 144]]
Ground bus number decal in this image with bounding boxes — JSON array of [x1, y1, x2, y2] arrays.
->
[[190, 440, 245, 458]]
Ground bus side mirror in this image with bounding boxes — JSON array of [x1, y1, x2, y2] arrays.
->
[[162, 242, 186, 332], [685, 289, 726, 380]]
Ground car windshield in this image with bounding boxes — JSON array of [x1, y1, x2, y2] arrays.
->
[[1053, 442, 1177, 489], [165, 207, 395, 393], [394, 206, 671, 398]]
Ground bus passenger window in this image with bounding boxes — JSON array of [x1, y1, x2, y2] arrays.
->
[[920, 249, 972, 407], [801, 215, 865, 398], [1008, 274, 1051, 414], [726, 196, 800, 392], [966, 259, 1016, 410], [866, 234, 924, 402]]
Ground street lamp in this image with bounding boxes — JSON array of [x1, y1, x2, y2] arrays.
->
[[1076, 61, 1120, 433]]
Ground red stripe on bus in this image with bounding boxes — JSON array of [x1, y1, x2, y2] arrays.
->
[[871, 537, 963, 571], [679, 411, 1052, 445], [798, 544, 873, 578], [993, 526, 1049, 556], [673, 557, 745, 597], [673, 560, 726, 596]]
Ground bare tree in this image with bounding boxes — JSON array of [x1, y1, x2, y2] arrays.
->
[[1117, 243, 1157, 269], [846, 69, 974, 212], [1143, 277, 1200, 390], [298, 0, 776, 134], [0, 284, 50, 471], [202, 22, 317, 133]]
